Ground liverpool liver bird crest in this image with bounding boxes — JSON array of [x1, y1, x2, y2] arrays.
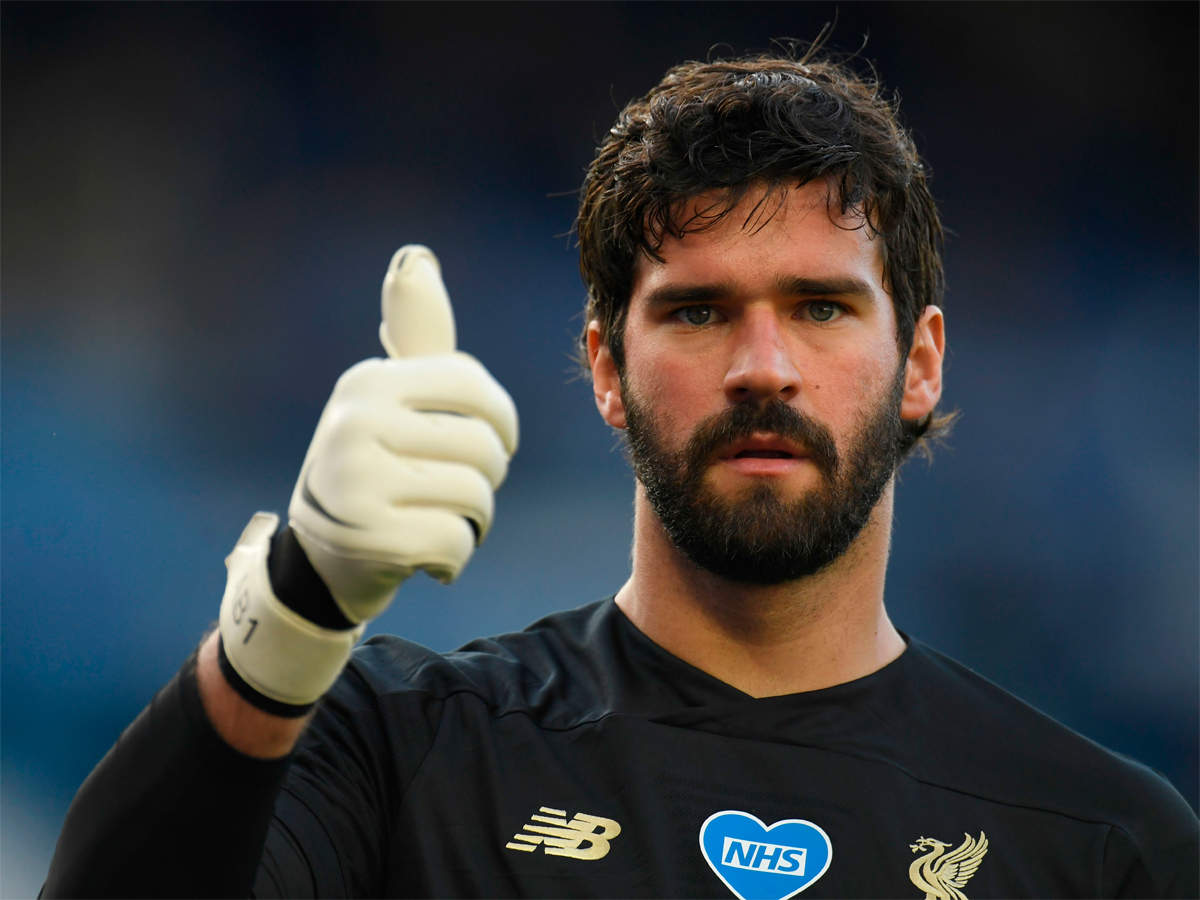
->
[[907, 831, 988, 900]]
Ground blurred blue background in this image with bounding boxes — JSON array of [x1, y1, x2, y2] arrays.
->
[[3, 2, 1196, 894]]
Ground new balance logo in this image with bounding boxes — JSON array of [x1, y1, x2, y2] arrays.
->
[[505, 806, 622, 860]]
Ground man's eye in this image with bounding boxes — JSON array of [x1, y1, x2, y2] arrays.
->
[[805, 301, 842, 323], [676, 305, 715, 326]]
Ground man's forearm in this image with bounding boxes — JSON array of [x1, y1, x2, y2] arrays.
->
[[42, 644, 293, 898]]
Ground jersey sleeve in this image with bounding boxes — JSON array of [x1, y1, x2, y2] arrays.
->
[[1101, 782, 1200, 898], [40, 648, 292, 898], [252, 642, 448, 897], [43, 640, 449, 899]]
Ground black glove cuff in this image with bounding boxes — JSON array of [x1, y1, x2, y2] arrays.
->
[[268, 524, 356, 630]]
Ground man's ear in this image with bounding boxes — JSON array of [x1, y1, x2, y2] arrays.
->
[[587, 320, 626, 429], [900, 305, 945, 422]]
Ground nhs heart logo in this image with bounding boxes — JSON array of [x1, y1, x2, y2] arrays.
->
[[699, 810, 832, 900]]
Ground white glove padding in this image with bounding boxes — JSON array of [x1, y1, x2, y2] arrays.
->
[[219, 512, 366, 708], [288, 246, 519, 624]]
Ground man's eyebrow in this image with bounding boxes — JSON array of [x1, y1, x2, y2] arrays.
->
[[640, 283, 732, 308], [775, 275, 877, 300], [641, 277, 877, 309]]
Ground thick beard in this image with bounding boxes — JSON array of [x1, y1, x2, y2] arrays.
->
[[623, 370, 906, 585]]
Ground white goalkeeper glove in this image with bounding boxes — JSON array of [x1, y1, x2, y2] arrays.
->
[[218, 246, 519, 712]]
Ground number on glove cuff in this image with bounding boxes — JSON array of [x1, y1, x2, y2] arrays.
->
[[230, 584, 260, 644]]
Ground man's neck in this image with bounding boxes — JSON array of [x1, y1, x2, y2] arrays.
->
[[615, 484, 905, 698]]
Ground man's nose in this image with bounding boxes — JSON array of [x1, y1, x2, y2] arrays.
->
[[722, 309, 801, 404]]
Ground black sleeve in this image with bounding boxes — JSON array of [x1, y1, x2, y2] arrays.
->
[[250, 647, 445, 898], [41, 649, 293, 899], [1104, 810, 1200, 899]]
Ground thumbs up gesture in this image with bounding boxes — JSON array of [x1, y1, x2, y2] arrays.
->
[[288, 246, 520, 624], [216, 247, 518, 712]]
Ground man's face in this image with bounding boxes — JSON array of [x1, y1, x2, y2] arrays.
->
[[598, 181, 912, 583]]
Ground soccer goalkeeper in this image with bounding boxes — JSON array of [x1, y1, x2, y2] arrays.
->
[[43, 47, 1197, 899]]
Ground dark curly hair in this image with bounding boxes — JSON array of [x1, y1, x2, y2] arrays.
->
[[575, 45, 956, 457]]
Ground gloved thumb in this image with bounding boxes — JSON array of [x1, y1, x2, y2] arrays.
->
[[379, 245, 457, 358]]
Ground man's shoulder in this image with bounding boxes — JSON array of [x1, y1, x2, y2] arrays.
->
[[340, 598, 616, 722], [893, 639, 1197, 840]]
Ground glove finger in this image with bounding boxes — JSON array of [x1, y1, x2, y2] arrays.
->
[[335, 356, 519, 457], [292, 508, 475, 588], [370, 508, 476, 583], [305, 442, 496, 541], [379, 456, 495, 541], [373, 408, 510, 489]]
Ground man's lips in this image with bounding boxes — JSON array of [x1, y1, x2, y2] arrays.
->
[[715, 435, 811, 476], [718, 434, 809, 461]]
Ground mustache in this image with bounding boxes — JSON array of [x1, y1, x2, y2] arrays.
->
[[683, 399, 839, 477]]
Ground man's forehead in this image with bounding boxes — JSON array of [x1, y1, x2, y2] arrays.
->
[[673, 179, 868, 227], [634, 179, 881, 282]]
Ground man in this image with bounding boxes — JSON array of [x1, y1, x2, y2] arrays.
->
[[43, 49, 1197, 899]]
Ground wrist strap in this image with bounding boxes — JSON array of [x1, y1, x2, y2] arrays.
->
[[218, 513, 364, 711], [268, 525, 356, 629]]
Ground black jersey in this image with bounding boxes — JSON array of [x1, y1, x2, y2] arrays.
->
[[45, 599, 1198, 899]]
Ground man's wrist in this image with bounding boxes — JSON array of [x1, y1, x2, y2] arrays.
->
[[216, 634, 315, 718], [196, 631, 313, 759], [218, 513, 364, 713]]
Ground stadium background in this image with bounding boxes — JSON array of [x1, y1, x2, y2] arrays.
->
[[3, 2, 1196, 893]]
